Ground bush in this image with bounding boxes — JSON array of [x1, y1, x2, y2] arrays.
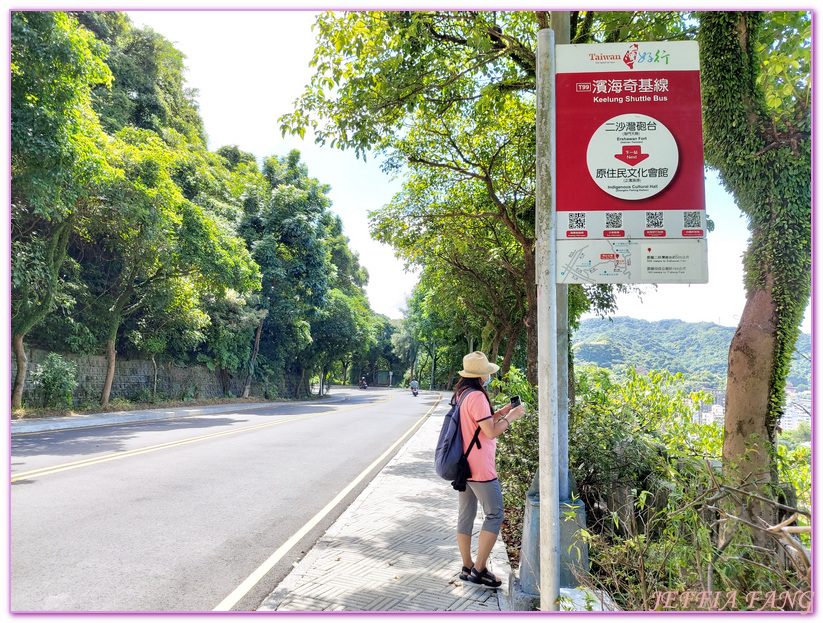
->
[[131, 388, 155, 404], [569, 366, 809, 610], [31, 353, 78, 409], [491, 366, 539, 564], [577, 459, 811, 611], [570, 366, 720, 513], [491, 364, 811, 606], [492, 366, 539, 510]]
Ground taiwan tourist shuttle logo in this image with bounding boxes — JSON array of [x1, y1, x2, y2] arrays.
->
[[623, 43, 639, 68]]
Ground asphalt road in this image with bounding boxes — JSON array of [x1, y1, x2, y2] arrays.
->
[[10, 387, 441, 612]]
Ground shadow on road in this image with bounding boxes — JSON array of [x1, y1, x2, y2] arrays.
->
[[10, 415, 249, 458]]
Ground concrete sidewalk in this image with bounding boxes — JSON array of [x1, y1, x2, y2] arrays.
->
[[258, 411, 513, 612]]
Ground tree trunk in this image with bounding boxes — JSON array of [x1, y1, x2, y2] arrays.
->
[[723, 283, 779, 530], [296, 367, 306, 399], [501, 323, 522, 376], [219, 368, 230, 396], [489, 329, 501, 368], [151, 354, 158, 401], [11, 333, 28, 411], [242, 315, 265, 399], [11, 218, 74, 410], [99, 277, 134, 407], [100, 338, 117, 408]]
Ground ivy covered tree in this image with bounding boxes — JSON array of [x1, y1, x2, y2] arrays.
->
[[697, 11, 811, 520]]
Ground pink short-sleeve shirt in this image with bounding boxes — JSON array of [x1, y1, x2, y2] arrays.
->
[[459, 390, 497, 482]]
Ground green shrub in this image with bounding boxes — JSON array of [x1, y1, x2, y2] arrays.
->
[[31, 353, 78, 409], [492, 363, 810, 607], [493, 367, 539, 510], [569, 366, 809, 609], [131, 388, 155, 404]]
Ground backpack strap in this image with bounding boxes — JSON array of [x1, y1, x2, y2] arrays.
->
[[455, 389, 482, 458], [463, 425, 482, 458]]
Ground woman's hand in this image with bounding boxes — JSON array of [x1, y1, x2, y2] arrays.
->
[[507, 403, 526, 421]]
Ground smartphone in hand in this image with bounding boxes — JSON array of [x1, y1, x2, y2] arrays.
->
[[510, 395, 521, 408]]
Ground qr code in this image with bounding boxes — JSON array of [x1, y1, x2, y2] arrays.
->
[[568, 212, 586, 230], [605, 212, 623, 229], [683, 211, 701, 228], [645, 211, 664, 228]]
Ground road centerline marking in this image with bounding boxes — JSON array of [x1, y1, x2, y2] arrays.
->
[[11, 394, 395, 483]]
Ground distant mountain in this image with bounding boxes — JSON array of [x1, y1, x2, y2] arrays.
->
[[572, 317, 811, 391]]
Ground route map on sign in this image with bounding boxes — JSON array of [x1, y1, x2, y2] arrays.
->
[[558, 239, 708, 284], [559, 240, 636, 283]]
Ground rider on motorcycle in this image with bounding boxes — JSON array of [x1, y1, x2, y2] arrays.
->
[[410, 378, 419, 395]]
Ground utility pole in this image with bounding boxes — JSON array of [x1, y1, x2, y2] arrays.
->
[[551, 11, 572, 507], [535, 17, 559, 612], [535, 11, 571, 612]]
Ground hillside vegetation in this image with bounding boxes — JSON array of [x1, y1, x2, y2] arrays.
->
[[572, 317, 811, 391]]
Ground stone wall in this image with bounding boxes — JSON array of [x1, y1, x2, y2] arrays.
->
[[11, 348, 247, 406]]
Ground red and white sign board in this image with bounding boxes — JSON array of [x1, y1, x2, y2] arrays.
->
[[556, 41, 708, 284]]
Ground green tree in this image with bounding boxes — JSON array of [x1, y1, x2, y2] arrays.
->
[[697, 11, 811, 521], [78, 127, 259, 406], [283, 10, 679, 384], [309, 212, 379, 393], [11, 11, 113, 410], [72, 11, 206, 144], [195, 290, 266, 396], [238, 150, 334, 398], [309, 289, 368, 395], [391, 320, 420, 383], [123, 279, 210, 400]]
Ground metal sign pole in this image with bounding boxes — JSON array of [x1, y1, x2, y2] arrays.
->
[[535, 24, 560, 612], [552, 11, 572, 506]]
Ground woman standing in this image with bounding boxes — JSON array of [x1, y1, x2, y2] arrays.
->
[[453, 351, 526, 588]]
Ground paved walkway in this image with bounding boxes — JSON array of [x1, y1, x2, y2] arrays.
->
[[258, 411, 512, 612]]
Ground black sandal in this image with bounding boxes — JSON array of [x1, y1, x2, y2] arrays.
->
[[470, 566, 502, 588], [459, 566, 472, 581]]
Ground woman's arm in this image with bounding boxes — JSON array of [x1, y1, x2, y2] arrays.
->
[[476, 403, 526, 439]]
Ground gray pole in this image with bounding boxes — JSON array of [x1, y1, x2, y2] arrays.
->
[[551, 11, 571, 503], [535, 25, 560, 612]]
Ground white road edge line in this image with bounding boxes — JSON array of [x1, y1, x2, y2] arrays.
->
[[212, 395, 443, 612]]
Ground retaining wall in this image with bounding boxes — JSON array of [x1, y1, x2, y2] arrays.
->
[[11, 347, 248, 406]]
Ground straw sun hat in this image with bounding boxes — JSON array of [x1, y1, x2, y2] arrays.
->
[[458, 351, 500, 378]]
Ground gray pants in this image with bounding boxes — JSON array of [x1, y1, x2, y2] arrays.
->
[[457, 479, 504, 535]]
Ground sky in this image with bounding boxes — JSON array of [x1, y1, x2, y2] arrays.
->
[[110, 10, 811, 333]]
